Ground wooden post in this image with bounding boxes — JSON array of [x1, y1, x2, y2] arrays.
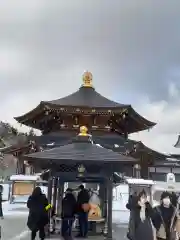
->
[[16, 157, 24, 174], [104, 185, 108, 218], [52, 177, 58, 212], [106, 175, 113, 240], [56, 178, 61, 216], [140, 153, 149, 179], [99, 183, 105, 216], [47, 171, 53, 236], [57, 180, 64, 217]]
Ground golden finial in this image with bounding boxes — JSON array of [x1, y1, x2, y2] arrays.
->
[[82, 71, 93, 87], [78, 126, 88, 136]]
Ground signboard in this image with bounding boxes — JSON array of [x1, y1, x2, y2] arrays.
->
[[13, 182, 34, 195]]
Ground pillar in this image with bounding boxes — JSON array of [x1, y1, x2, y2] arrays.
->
[[57, 180, 64, 216], [133, 164, 141, 178], [52, 177, 58, 212], [104, 186, 108, 218], [47, 172, 53, 236], [140, 154, 149, 179], [16, 157, 24, 174], [106, 176, 113, 240], [47, 177, 53, 205], [99, 183, 105, 216]]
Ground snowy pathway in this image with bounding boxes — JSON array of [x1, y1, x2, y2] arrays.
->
[[0, 202, 129, 239]]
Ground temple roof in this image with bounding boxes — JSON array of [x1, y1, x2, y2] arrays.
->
[[25, 126, 137, 166], [25, 141, 136, 163], [174, 134, 180, 148], [44, 85, 128, 108], [45, 71, 127, 108], [14, 71, 156, 133], [30, 132, 167, 161]]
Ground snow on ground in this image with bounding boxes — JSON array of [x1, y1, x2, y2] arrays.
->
[[112, 210, 129, 224], [1, 201, 130, 223], [2, 201, 28, 216], [0, 183, 130, 222]]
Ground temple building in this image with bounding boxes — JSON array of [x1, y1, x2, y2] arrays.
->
[[15, 71, 155, 135], [14, 71, 159, 179], [14, 70, 180, 183]]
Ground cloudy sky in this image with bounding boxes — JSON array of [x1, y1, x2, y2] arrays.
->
[[1, 0, 180, 154]]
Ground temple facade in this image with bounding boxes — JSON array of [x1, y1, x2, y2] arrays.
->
[[13, 71, 172, 180]]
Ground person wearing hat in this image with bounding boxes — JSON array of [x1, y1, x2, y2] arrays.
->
[[152, 191, 177, 240], [61, 188, 77, 240]]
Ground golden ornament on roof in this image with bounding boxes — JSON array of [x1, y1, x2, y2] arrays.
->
[[82, 71, 93, 87], [79, 126, 88, 136]]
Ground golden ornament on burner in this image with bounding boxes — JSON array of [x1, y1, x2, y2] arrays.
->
[[78, 126, 88, 136]]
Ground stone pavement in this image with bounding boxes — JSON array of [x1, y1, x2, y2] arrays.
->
[[0, 214, 28, 240]]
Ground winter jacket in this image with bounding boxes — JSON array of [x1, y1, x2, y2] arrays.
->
[[61, 193, 77, 219], [27, 193, 49, 231], [77, 189, 90, 213]]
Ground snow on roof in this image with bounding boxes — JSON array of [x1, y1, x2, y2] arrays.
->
[[10, 175, 41, 181], [125, 178, 154, 185], [95, 144, 103, 148]]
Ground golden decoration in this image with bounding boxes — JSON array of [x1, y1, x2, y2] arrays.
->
[[82, 71, 93, 87], [88, 204, 102, 219], [78, 126, 88, 136]]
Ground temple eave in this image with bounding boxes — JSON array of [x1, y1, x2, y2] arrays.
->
[[174, 135, 180, 148]]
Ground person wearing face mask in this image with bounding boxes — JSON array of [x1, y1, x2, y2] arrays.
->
[[127, 190, 154, 240], [152, 191, 177, 240]]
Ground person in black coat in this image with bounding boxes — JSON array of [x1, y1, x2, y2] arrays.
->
[[127, 190, 154, 240], [152, 191, 177, 240], [126, 192, 138, 210], [27, 187, 49, 240], [76, 185, 90, 238], [61, 188, 77, 239]]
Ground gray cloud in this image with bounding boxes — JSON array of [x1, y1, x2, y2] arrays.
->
[[1, 1, 180, 152], [1, 0, 180, 101]]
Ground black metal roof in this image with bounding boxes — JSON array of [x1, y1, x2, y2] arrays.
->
[[31, 133, 167, 161], [25, 135, 137, 164], [42, 86, 128, 109]]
